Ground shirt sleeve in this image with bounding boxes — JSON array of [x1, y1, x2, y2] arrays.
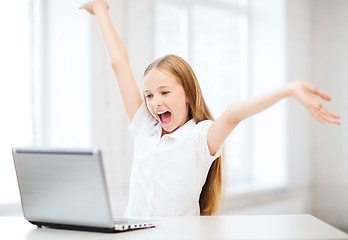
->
[[195, 120, 223, 165], [128, 103, 156, 138]]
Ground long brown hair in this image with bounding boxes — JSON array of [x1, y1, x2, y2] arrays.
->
[[144, 54, 223, 216]]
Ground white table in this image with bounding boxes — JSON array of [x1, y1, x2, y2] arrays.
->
[[1, 215, 347, 240]]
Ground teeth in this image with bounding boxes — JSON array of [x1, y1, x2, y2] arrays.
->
[[157, 111, 166, 114]]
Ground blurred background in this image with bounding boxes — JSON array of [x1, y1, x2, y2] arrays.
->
[[0, 0, 347, 233]]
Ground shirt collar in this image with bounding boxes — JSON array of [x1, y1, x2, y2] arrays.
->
[[156, 118, 196, 140]]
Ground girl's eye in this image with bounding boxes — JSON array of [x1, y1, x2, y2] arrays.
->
[[162, 91, 169, 95], [145, 94, 153, 99]]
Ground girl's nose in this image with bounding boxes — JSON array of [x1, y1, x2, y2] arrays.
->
[[153, 95, 163, 106]]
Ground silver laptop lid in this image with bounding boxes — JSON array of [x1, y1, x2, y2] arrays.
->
[[12, 147, 114, 229]]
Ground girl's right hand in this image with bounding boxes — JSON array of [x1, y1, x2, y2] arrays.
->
[[79, 0, 109, 15]]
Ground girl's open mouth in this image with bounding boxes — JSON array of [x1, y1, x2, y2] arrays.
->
[[158, 111, 171, 125]]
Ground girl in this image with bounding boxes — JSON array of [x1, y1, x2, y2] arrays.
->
[[80, 0, 340, 217]]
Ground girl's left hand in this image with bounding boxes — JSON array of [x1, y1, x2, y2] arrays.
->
[[289, 81, 340, 125]]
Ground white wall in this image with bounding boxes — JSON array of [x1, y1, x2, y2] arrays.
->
[[311, 0, 348, 232]]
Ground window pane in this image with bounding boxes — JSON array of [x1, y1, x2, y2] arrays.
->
[[191, 5, 249, 182], [0, 1, 32, 203], [213, 0, 247, 8], [155, 3, 188, 59]]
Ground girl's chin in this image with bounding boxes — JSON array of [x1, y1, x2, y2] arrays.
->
[[161, 125, 173, 133], [161, 118, 189, 134]]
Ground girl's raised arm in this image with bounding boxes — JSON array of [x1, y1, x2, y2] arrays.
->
[[207, 81, 340, 155], [80, 0, 143, 121]]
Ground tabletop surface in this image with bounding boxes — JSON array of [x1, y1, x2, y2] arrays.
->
[[1, 215, 347, 240]]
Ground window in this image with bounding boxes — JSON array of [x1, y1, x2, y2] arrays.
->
[[0, 1, 32, 204], [154, 0, 287, 194]]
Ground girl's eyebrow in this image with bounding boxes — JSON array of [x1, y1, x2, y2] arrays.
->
[[144, 86, 170, 93]]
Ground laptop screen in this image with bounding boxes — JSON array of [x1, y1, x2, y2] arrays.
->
[[12, 147, 114, 228]]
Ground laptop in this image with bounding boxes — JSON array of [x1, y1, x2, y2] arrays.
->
[[12, 147, 158, 232]]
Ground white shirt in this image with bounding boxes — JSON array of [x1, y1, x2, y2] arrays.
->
[[124, 104, 222, 217]]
